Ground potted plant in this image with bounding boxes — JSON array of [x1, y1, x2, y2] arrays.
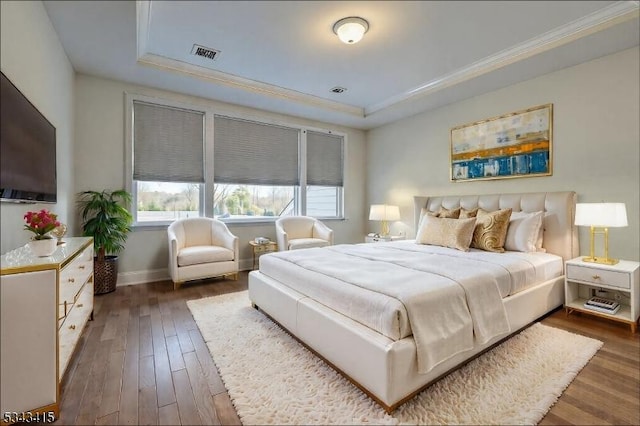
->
[[77, 189, 132, 294], [23, 209, 61, 257]]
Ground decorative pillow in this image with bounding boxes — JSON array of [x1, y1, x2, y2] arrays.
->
[[505, 211, 544, 252], [416, 215, 476, 251], [423, 208, 439, 217], [471, 208, 513, 253], [418, 207, 435, 230], [536, 212, 546, 252], [436, 206, 461, 219], [459, 208, 478, 219]]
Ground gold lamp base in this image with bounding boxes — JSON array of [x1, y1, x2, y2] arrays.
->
[[583, 226, 619, 265], [380, 220, 390, 237], [581, 256, 619, 265]]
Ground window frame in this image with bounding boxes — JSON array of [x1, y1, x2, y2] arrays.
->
[[125, 92, 346, 227]]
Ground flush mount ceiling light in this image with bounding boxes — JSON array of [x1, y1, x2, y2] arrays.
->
[[333, 17, 369, 44]]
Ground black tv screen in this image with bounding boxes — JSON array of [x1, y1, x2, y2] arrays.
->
[[1, 71, 57, 203]]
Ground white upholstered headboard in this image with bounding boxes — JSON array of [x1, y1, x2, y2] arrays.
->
[[413, 191, 579, 262]]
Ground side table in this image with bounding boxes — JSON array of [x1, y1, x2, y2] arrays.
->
[[564, 257, 639, 332], [249, 240, 278, 270], [364, 235, 405, 243]]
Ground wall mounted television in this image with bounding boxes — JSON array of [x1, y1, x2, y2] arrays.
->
[[1, 71, 57, 203]]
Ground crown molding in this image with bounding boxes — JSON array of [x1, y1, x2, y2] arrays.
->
[[365, 1, 639, 116], [136, 53, 365, 117], [136, 1, 152, 60]]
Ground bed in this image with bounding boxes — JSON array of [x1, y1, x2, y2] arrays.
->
[[248, 191, 578, 412]]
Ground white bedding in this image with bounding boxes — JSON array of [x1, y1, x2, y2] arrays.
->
[[258, 240, 563, 374]]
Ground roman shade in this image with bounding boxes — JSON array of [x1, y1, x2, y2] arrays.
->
[[133, 101, 205, 183], [306, 131, 344, 187], [214, 115, 300, 185]]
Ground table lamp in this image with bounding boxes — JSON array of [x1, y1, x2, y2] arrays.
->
[[369, 204, 400, 237], [574, 203, 627, 265]]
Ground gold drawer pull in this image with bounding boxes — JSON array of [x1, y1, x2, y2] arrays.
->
[[77, 303, 83, 308], [69, 324, 76, 330], [592, 275, 601, 280], [64, 300, 68, 316], [68, 277, 75, 283], [79, 265, 85, 269]]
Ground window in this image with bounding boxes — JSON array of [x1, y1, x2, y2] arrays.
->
[[129, 98, 206, 224], [127, 95, 345, 225], [213, 184, 295, 219], [306, 130, 344, 218], [212, 116, 344, 221], [213, 115, 300, 220], [136, 181, 201, 222]]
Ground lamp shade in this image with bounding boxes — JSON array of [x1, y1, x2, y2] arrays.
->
[[333, 17, 369, 44], [575, 203, 628, 227], [369, 204, 400, 221]]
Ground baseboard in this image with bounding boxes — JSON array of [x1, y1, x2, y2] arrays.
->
[[117, 268, 169, 287], [116, 258, 254, 286]]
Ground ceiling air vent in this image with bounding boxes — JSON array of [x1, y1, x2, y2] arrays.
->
[[191, 44, 221, 61]]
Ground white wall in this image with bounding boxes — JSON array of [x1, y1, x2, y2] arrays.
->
[[74, 74, 367, 283], [0, 1, 76, 254], [367, 47, 640, 261]]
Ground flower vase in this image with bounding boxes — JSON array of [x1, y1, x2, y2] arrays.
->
[[28, 238, 58, 257]]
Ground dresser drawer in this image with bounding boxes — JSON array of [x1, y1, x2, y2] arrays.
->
[[59, 246, 93, 307], [59, 280, 93, 379], [566, 264, 630, 289]]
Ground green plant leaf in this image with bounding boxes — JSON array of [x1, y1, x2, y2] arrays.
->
[[77, 189, 133, 259]]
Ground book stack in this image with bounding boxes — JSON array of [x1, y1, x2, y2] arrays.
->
[[583, 296, 620, 315]]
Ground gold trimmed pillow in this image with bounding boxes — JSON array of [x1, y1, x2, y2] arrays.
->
[[471, 208, 513, 253], [459, 208, 479, 219], [416, 215, 476, 251], [436, 206, 461, 218]]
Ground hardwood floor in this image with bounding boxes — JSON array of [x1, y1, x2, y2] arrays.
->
[[540, 310, 640, 425], [56, 272, 639, 425]]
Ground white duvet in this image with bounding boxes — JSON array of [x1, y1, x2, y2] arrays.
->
[[259, 241, 562, 374]]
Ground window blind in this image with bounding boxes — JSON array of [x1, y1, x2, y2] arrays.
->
[[214, 115, 300, 185], [133, 101, 205, 183], [306, 131, 344, 186]]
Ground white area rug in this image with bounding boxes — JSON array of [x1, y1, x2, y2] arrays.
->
[[187, 291, 603, 425]]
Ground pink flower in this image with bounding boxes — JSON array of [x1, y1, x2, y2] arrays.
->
[[24, 209, 61, 240]]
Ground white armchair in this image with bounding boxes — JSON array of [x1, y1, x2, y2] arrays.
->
[[275, 216, 334, 251], [168, 217, 239, 290]]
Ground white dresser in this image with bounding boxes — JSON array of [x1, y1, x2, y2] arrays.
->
[[1, 237, 94, 422]]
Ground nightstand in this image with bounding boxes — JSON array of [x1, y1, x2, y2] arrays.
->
[[564, 257, 639, 332], [364, 235, 405, 243], [249, 240, 278, 270]]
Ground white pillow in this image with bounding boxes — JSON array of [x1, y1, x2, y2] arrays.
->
[[505, 211, 543, 252], [536, 212, 547, 252], [417, 207, 437, 231]]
